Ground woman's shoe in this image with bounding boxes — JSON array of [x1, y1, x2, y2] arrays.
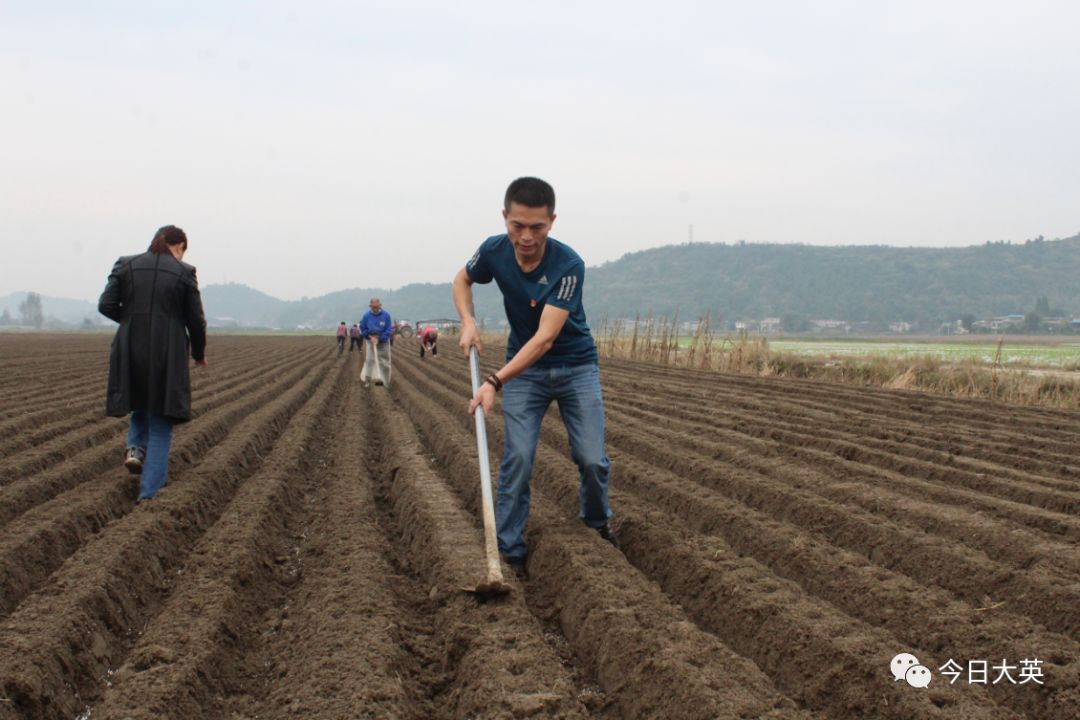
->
[[124, 447, 145, 475]]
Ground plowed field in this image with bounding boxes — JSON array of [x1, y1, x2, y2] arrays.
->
[[1, 333, 1077, 720]]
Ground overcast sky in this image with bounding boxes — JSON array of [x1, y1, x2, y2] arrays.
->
[[2, 0, 1078, 302]]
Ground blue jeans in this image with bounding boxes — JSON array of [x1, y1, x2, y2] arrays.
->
[[497, 363, 612, 559], [127, 411, 174, 499]]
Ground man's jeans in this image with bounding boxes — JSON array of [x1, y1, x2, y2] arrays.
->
[[497, 363, 612, 559], [127, 410, 174, 499]]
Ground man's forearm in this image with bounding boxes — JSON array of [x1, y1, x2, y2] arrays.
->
[[490, 306, 569, 385], [493, 333, 555, 383]]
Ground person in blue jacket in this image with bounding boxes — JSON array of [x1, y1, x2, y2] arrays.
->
[[360, 297, 393, 387]]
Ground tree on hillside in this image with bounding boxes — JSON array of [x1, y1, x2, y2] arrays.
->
[[0, 308, 12, 325], [1024, 312, 1042, 333], [960, 314, 976, 332], [19, 292, 44, 329], [1035, 296, 1051, 316]]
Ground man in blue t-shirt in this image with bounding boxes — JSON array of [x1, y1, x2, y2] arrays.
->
[[452, 176, 617, 580]]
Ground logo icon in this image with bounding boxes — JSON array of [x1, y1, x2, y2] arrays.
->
[[538, 275, 548, 284], [530, 299, 537, 307], [891, 653, 932, 688]]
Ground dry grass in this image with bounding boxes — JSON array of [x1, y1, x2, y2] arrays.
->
[[595, 315, 1080, 410]]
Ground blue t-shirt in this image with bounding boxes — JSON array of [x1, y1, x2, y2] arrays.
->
[[466, 234, 598, 367]]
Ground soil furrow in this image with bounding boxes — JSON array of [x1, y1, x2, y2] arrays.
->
[[603, 380, 1080, 488], [0, 357, 331, 619], [2, 334, 1075, 720], [236, 365, 431, 720], [84, 351, 348, 720], [0, 356, 316, 528], [605, 393, 1080, 532], [0, 348, 286, 456], [600, 401, 1080, 573], [409, 353, 1080, 641], [0, 358, 329, 720], [602, 359, 1080, 446], [606, 388, 1080, 507], [397, 356, 1031, 719], [599, 434, 1080, 720], [393, 357, 811, 719], [364, 386, 593, 718], [613, 380, 1080, 482], [0, 347, 320, 483]]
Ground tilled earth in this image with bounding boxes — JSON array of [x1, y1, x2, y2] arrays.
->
[[0, 334, 1077, 719]]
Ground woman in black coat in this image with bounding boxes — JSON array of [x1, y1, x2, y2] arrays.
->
[[98, 225, 207, 500]]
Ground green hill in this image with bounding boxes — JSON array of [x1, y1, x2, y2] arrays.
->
[[586, 235, 1080, 325], [197, 235, 1080, 330], [201, 282, 504, 330]]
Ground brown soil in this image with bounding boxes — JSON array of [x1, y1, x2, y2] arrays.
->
[[0, 333, 1076, 719]]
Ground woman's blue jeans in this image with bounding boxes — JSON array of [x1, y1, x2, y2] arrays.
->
[[496, 363, 612, 559], [127, 410, 174, 500]]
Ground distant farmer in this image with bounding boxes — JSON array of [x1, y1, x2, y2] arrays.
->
[[98, 224, 207, 501], [361, 297, 393, 387], [349, 322, 363, 352], [452, 176, 616, 581], [419, 326, 439, 358], [334, 321, 347, 354]]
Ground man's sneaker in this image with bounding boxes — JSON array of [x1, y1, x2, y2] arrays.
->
[[124, 447, 145, 475], [596, 523, 620, 549], [504, 556, 528, 581]]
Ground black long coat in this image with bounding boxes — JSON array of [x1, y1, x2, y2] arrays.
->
[[98, 251, 207, 422]]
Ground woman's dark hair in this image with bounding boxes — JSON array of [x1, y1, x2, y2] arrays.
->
[[504, 177, 555, 215], [148, 225, 188, 254]]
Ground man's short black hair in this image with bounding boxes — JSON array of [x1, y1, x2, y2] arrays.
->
[[504, 177, 555, 215]]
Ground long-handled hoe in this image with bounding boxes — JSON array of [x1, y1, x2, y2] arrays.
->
[[463, 345, 512, 597], [369, 337, 391, 387]]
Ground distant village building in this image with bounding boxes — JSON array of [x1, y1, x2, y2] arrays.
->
[[759, 317, 782, 335], [938, 319, 969, 335], [1042, 317, 1069, 331], [678, 319, 703, 334], [973, 315, 1025, 332], [811, 319, 850, 334], [889, 321, 913, 333]]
